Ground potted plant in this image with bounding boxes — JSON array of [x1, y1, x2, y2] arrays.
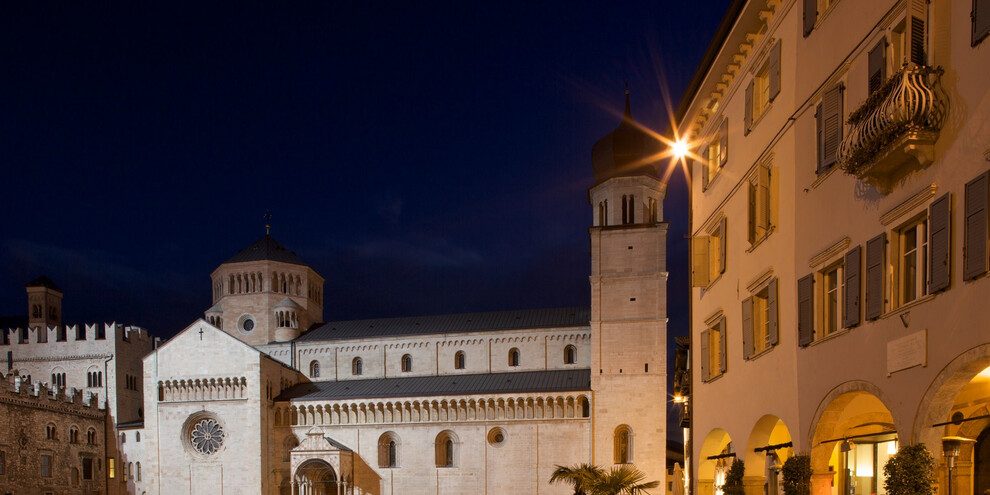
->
[[782, 455, 811, 495], [883, 444, 936, 495], [722, 459, 746, 495]]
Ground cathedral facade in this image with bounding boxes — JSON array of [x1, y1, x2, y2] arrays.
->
[[3, 97, 671, 495]]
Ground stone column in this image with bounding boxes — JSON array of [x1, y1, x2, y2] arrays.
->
[[811, 471, 836, 495], [743, 475, 766, 495]]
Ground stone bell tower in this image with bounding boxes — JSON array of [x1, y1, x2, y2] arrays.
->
[[588, 90, 668, 483], [26, 276, 63, 330]]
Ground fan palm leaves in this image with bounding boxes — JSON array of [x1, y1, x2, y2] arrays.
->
[[550, 463, 660, 495]]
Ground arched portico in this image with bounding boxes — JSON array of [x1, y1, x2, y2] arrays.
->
[[809, 384, 898, 495], [743, 415, 794, 495], [913, 345, 990, 495], [697, 428, 733, 495]]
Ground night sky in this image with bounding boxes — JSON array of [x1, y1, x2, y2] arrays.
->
[[1, 1, 728, 385]]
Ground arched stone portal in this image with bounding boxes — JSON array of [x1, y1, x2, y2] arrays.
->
[[293, 459, 338, 495], [743, 415, 794, 495]]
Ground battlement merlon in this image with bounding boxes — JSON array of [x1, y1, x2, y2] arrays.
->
[[1, 372, 107, 413], [0, 322, 155, 346]]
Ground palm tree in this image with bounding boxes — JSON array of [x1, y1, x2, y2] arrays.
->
[[550, 463, 603, 495], [550, 463, 660, 495]]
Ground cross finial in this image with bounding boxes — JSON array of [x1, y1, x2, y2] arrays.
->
[[264, 210, 272, 235]]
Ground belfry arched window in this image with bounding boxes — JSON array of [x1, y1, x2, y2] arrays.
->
[[352, 357, 363, 376], [401, 354, 412, 373], [454, 351, 466, 370], [614, 425, 633, 464], [564, 345, 576, 364], [309, 360, 320, 378]]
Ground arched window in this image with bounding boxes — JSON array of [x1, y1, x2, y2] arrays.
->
[[352, 357, 363, 376], [454, 351, 466, 370], [614, 425, 633, 464], [70, 426, 79, 444], [401, 354, 412, 373], [378, 432, 399, 468], [508, 348, 520, 367], [87, 428, 96, 445], [579, 396, 590, 418], [309, 360, 320, 378], [46, 423, 57, 440], [136, 462, 141, 481], [564, 345, 576, 364], [282, 435, 299, 462], [136, 432, 140, 442], [120, 432, 126, 444], [435, 431, 458, 468]]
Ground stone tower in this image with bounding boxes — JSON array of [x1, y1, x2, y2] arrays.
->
[[26, 276, 63, 329], [588, 91, 667, 482], [206, 234, 325, 346]]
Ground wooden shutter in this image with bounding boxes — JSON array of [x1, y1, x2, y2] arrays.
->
[[965, 171, 990, 280], [692, 235, 711, 287], [816, 102, 825, 174], [748, 180, 757, 244], [843, 246, 862, 329], [769, 40, 782, 101], [701, 157, 710, 190], [865, 233, 887, 320], [718, 217, 727, 274], [718, 317, 727, 373], [797, 274, 814, 347], [804, 0, 817, 36], [744, 80, 754, 135], [908, 0, 927, 66], [976, 0, 990, 45], [928, 193, 951, 293], [700, 329, 710, 381], [758, 165, 771, 233], [742, 297, 753, 359], [821, 84, 844, 171], [768, 278, 779, 346], [719, 119, 729, 167], [868, 39, 887, 94]]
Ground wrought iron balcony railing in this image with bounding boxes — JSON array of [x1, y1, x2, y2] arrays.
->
[[836, 66, 948, 192]]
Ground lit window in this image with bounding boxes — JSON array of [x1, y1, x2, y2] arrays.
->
[[701, 317, 726, 381], [743, 279, 778, 358], [821, 262, 843, 338], [895, 215, 929, 307], [109, 457, 115, 479], [745, 40, 780, 133]]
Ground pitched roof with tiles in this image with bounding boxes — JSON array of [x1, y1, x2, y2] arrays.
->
[[296, 306, 590, 342], [276, 368, 591, 401]]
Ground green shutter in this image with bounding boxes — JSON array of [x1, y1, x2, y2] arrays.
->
[[843, 246, 862, 329], [742, 297, 753, 359], [865, 233, 886, 320], [928, 193, 951, 293], [798, 274, 814, 347], [965, 171, 989, 280]]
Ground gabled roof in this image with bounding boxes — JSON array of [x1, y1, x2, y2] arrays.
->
[[224, 235, 307, 266], [296, 307, 590, 342], [276, 368, 591, 401]]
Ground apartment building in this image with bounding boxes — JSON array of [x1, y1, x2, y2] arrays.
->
[[677, 1, 990, 495]]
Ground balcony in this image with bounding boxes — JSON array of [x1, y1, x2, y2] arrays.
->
[[836, 66, 947, 193]]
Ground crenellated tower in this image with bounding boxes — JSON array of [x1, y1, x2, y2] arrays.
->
[[206, 234, 324, 346], [588, 90, 668, 483]]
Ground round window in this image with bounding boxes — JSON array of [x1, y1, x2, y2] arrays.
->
[[243, 318, 254, 331], [190, 418, 224, 455], [237, 314, 255, 333], [487, 427, 507, 447]]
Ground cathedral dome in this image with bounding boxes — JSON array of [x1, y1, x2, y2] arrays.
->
[[224, 235, 307, 266], [591, 92, 661, 184]]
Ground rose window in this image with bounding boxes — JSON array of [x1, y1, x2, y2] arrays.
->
[[190, 418, 224, 455]]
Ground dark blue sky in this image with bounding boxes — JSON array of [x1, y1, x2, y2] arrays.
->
[[1, 2, 728, 343]]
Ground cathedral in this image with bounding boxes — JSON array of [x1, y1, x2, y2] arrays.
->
[[3, 94, 671, 495]]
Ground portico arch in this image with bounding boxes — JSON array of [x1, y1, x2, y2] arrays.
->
[[697, 428, 733, 495], [913, 345, 990, 495], [293, 459, 338, 495], [809, 384, 898, 495], [743, 415, 794, 495]]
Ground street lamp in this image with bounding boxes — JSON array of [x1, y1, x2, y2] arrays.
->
[[942, 436, 975, 495]]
